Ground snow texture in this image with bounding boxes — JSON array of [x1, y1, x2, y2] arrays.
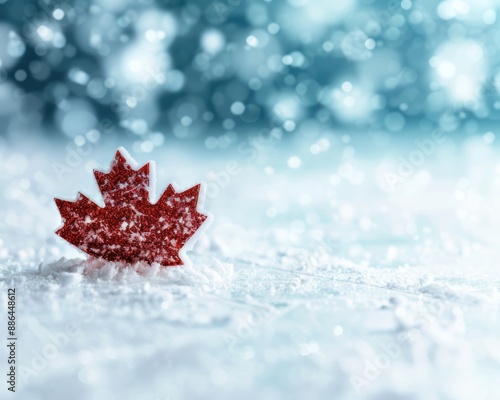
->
[[1, 139, 500, 400]]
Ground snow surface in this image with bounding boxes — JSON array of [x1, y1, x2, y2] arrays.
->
[[1, 136, 500, 400]]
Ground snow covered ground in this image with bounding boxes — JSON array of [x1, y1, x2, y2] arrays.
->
[[1, 133, 500, 399]]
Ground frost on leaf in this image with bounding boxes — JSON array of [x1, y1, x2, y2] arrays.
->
[[55, 148, 208, 267]]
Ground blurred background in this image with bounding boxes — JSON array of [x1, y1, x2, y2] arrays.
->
[[1, 0, 500, 147], [2, 1, 500, 399], [2, 0, 500, 257]]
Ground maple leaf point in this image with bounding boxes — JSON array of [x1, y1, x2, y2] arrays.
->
[[54, 147, 210, 267]]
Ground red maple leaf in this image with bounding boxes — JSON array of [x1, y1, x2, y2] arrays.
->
[[55, 148, 209, 266]]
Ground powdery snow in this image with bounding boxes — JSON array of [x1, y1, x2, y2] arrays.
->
[[1, 140, 500, 400], [39, 257, 234, 286]]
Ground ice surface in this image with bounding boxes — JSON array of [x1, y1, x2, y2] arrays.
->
[[1, 138, 500, 400]]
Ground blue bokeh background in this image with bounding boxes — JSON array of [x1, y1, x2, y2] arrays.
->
[[1, 0, 499, 152]]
